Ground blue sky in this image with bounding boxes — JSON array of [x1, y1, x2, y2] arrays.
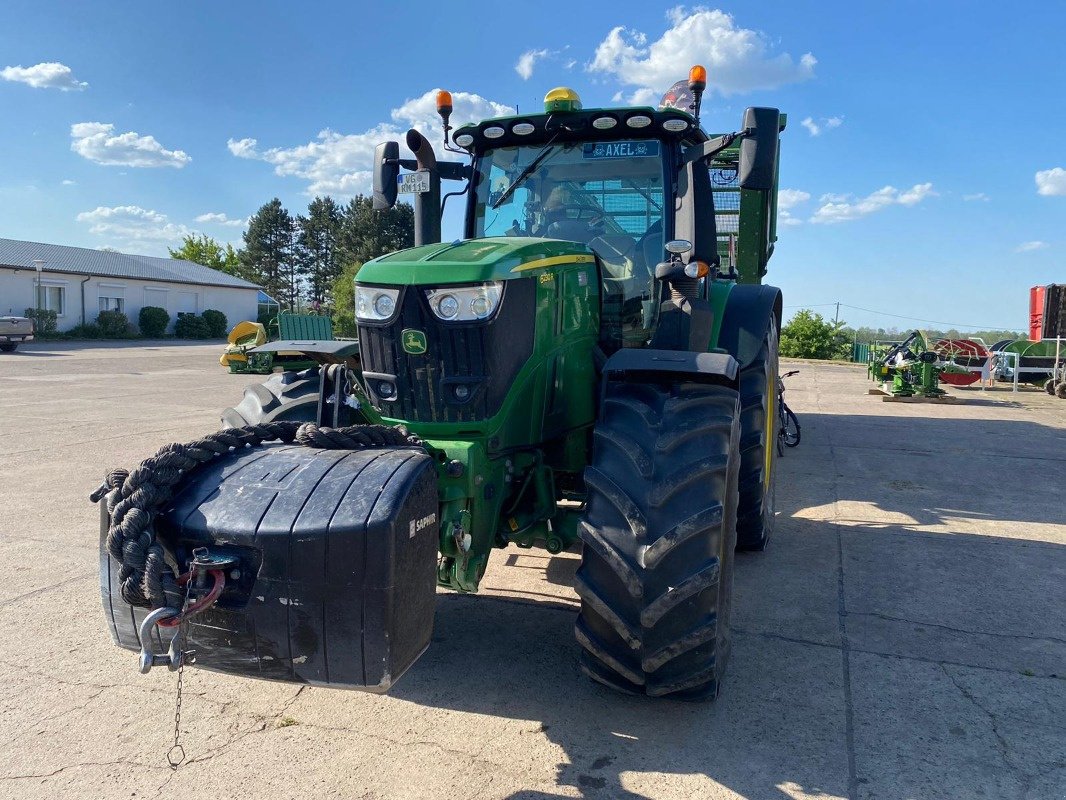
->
[[1, 1, 1063, 331]]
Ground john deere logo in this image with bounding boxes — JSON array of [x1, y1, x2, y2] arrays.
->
[[401, 329, 427, 355]]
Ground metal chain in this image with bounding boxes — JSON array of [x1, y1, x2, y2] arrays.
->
[[166, 580, 193, 769]]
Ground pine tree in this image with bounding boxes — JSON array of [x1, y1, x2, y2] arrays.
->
[[297, 196, 343, 304], [337, 196, 415, 267], [240, 199, 297, 308]]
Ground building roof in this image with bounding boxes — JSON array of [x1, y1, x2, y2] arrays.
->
[[0, 237, 260, 290]]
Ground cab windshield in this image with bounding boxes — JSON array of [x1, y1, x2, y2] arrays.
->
[[472, 139, 666, 346]]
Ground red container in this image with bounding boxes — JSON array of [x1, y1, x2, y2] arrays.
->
[[1030, 285, 1046, 342]]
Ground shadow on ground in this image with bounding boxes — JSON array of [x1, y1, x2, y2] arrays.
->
[[389, 409, 1065, 799]]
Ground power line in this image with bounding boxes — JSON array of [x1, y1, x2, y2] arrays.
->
[[783, 301, 1019, 331], [838, 303, 1018, 331]]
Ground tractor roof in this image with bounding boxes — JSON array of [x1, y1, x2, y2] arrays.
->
[[452, 105, 709, 153]]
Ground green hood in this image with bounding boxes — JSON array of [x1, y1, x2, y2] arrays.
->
[[356, 237, 595, 285]]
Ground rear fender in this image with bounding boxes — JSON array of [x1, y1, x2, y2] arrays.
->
[[715, 285, 782, 370]]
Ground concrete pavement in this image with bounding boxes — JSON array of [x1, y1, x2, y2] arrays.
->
[[0, 341, 1063, 799]]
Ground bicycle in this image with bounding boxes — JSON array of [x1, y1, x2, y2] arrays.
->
[[776, 369, 801, 455]]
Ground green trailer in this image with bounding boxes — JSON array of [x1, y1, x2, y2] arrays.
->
[[99, 73, 788, 701]]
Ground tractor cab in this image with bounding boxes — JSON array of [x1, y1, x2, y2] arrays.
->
[[373, 80, 783, 355]]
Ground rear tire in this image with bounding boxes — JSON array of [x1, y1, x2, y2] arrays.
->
[[0, 343, 16, 352], [735, 321, 779, 550], [221, 367, 322, 427], [575, 380, 740, 700]]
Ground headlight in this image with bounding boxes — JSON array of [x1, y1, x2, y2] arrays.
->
[[425, 282, 503, 322], [355, 285, 400, 322]]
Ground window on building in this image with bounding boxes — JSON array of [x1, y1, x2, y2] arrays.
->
[[37, 285, 66, 315], [99, 296, 124, 313]]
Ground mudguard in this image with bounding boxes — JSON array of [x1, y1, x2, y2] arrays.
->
[[601, 349, 738, 399], [716, 284, 782, 370]]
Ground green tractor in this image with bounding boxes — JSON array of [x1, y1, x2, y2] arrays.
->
[[99, 71, 786, 701]]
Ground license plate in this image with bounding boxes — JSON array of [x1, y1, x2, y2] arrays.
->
[[397, 170, 431, 194]]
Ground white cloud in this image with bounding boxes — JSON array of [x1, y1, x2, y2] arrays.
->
[[515, 49, 551, 80], [71, 122, 191, 168], [801, 115, 843, 136], [76, 205, 191, 245], [897, 183, 935, 205], [588, 7, 815, 99], [229, 89, 513, 197], [810, 183, 936, 224], [61, 179, 76, 186], [777, 188, 810, 226], [1015, 240, 1048, 253], [1, 62, 87, 91], [778, 189, 810, 210], [963, 192, 989, 202], [1035, 167, 1066, 197], [195, 212, 245, 227]]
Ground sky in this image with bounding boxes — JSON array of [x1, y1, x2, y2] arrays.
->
[[1, 0, 1063, 332]]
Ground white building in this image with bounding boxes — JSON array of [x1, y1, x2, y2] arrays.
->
[[0, 237, 260, 333]]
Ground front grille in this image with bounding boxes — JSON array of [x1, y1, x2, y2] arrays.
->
[[358, 280, 536, 424]]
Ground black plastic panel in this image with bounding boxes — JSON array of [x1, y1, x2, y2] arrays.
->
[[100, 445, 439, 692]]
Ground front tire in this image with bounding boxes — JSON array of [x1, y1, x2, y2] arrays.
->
[[575, 380, 740, 700], [736, 321, 779, 550], [221, 367, 322, 427]]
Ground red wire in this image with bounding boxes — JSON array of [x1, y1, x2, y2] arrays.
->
[[157, 569, 225, 628]]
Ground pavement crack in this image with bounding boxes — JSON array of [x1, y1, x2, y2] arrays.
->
[[4, 758, 158, 780], [850, 610, 1066, 646], [941, 662, 1029, 783], [0, 571, 96, 609], [825, 405, 859, 800]]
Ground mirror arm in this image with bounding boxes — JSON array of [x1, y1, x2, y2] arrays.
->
[[683, 132, 739, 165], [438, 161, 472, 182]]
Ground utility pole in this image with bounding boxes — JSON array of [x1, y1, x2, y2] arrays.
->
[[833, 301, 840, 327], [33, 259, 44, 323]]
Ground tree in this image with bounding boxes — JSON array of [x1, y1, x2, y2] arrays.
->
[[241, 199, 298, 308], [338, 196, 414, 267], [170, 234, 246, 280], [330, 260, 362, 337], [780, 309, 851, 360], [297, 196, 343, 304]]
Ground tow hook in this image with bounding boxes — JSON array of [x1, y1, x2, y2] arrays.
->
[[138, 607, 183, 674], [137, 547, 238, 672]]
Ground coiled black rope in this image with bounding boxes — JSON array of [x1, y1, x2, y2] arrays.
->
[[91, 422, 421, 610]]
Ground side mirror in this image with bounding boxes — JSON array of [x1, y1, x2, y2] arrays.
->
[[738, 107, 780, 191], [372, 141, 399, 210]]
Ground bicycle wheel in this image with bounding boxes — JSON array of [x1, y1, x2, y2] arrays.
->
[[782, 405, 801, 448]]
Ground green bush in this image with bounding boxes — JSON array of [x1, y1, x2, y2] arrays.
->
[[138, 306, 170, 337], [96, 310, 132, 338], [175, 312, 211, 339], [67, 322, 102, 338], [332, 311, 357, 338], [780, 309, 851, 360], [24, 307, 58, 334], [201, 309, 228, 338]]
